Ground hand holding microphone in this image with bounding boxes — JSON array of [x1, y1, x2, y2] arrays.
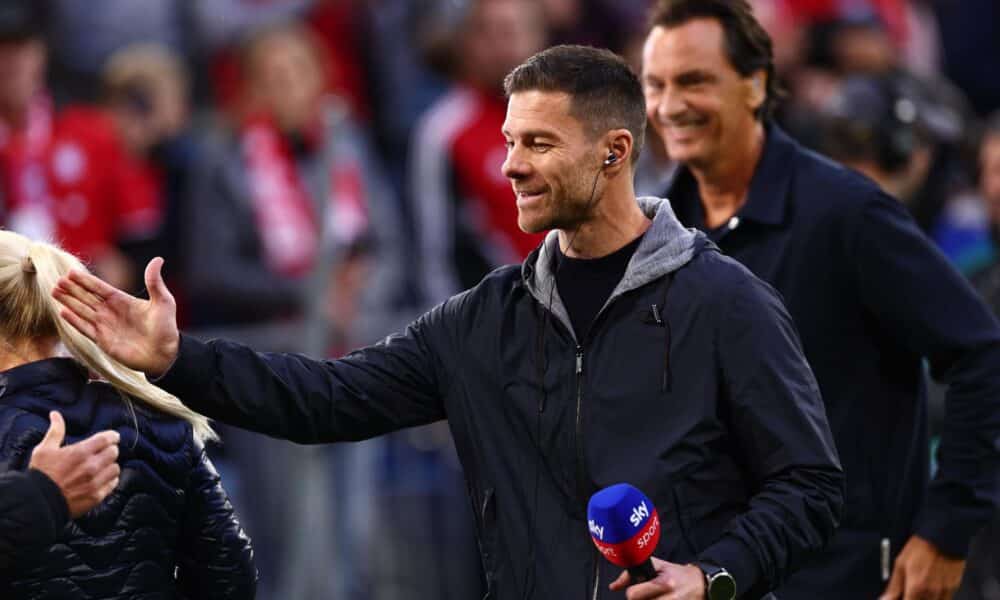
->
[[588, 483, 721, 600]]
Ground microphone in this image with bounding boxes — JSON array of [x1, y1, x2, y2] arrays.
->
[[587, 483, 661, 583]]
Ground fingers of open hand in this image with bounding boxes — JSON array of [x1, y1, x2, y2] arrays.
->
[[66, 269, 117, 301], [53, 284, 99, 323], [59, 305, 98, 339]]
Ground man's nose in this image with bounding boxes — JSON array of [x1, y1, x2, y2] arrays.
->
[[502, 148, 529, 180], [654, 86, 686, 123]]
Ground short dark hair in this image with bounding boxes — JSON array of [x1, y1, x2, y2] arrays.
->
[[503, 45, 646, 166], [648, 0, 781, 119]]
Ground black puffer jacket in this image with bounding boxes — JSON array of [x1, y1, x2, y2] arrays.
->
[[0, 357, 256, 599]]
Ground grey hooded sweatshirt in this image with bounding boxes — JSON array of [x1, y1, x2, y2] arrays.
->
[[157, 197, 844, 599]]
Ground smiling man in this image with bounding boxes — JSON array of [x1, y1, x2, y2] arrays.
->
[[643, 2, 1000, 599], [53, 45, 842, 600]]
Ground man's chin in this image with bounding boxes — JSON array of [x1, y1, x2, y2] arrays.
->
[[517, 215, 551, 235]]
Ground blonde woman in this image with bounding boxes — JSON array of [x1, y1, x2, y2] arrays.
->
[[0, 231, 255, 598]]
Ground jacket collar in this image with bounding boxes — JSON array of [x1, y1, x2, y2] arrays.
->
[[667, 123, 797, 230], [521, 197, 699, 340], [0, 357, 87, 400]]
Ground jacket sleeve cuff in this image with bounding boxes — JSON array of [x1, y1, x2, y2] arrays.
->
[[913, 501, 985, 558], [26, 469, 69, 533], [697, 535, 764, 598], [153, 334, 216, 410]]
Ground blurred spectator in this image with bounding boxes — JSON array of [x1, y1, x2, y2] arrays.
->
[[199, 0, 374, 125], [958, 112, 1000, 600], [191, 0, 312, 53], [182, 23, 405, 599], [819, 71, 974, 232], [0, 0, 161, 292], [541, 0, 637, 52], [971, 114, 1000, 316], [362, 0, 458, 193], [409, 0, 547, 306], [44, 0, 190, 104], [185, 21, 403, 346], [305, 0, 372, 121], [99, 43, 200, 317]]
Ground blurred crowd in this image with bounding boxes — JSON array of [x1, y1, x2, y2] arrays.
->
[[0, 0, 997, 598]]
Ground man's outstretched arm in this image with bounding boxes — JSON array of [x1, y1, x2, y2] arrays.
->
[[54, 258, 450, 443]]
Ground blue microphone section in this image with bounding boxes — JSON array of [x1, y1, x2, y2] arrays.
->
[[587, 483, 654, 544]]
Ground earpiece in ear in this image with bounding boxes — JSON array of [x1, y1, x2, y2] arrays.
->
[[603, 152, 618, 166]]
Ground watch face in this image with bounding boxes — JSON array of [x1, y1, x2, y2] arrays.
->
[[707, 572, 737, 600]]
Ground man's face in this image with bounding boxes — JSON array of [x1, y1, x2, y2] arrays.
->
[[463, 0, 547, 92], [981, 135, 1000, 225], [0, 38, 45, 119], [248, 33, 323, 132], [502, 91, 603, 234], [641, 20, 760, 168]]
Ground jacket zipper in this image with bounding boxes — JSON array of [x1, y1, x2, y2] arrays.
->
[[591, 559, 600, 600], [575, 345, 587, 504], [576, 346, 602, 600]]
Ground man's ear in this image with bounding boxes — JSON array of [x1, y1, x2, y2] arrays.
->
[[747, 71, 767, 114], [603, 129, 633, 172]]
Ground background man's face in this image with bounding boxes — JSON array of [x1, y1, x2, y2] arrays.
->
[[248, 32, 324, 133], [0, 38, 45, 121], [462, 0, 547, 93], [982, 135, 1000, 225], [502, 91, 601, 234], [641, 20, 759, 169]]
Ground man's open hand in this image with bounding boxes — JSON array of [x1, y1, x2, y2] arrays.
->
[[53, 257, 180, 378]]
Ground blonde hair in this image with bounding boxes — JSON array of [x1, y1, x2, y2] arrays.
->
[[102, 42, 189, 100], [0, 231, 216, 443]]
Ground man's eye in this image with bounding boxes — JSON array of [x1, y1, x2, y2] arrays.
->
[[534, 144, 552, 152], [505, 141, 515, 150]]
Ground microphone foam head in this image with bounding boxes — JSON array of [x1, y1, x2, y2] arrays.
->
[[587, 483, 661, 568]]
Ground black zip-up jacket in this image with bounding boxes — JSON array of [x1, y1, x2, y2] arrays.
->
[[159, 198, 843, 599], [0, 358, 256, 599], [668, 125, 1000, 598]]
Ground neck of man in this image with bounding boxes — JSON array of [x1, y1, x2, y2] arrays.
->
[[0, 337, 57, 372], [690, 121, 765, 229], [558, 179, 652, 259]]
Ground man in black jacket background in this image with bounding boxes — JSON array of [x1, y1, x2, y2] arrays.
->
[[0, 411, 120, 573], [55, 45, 843, 599], [642, 1, 1000, 598]]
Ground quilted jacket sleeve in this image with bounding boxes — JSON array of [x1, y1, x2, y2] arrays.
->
[[0, 469, 69, 573], [175, 446, 256, 599]]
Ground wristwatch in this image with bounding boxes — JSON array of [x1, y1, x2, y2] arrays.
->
[[694, 562, 737, 600]]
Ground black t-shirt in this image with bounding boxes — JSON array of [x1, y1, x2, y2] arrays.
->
[[554, 234, 645, 341]]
